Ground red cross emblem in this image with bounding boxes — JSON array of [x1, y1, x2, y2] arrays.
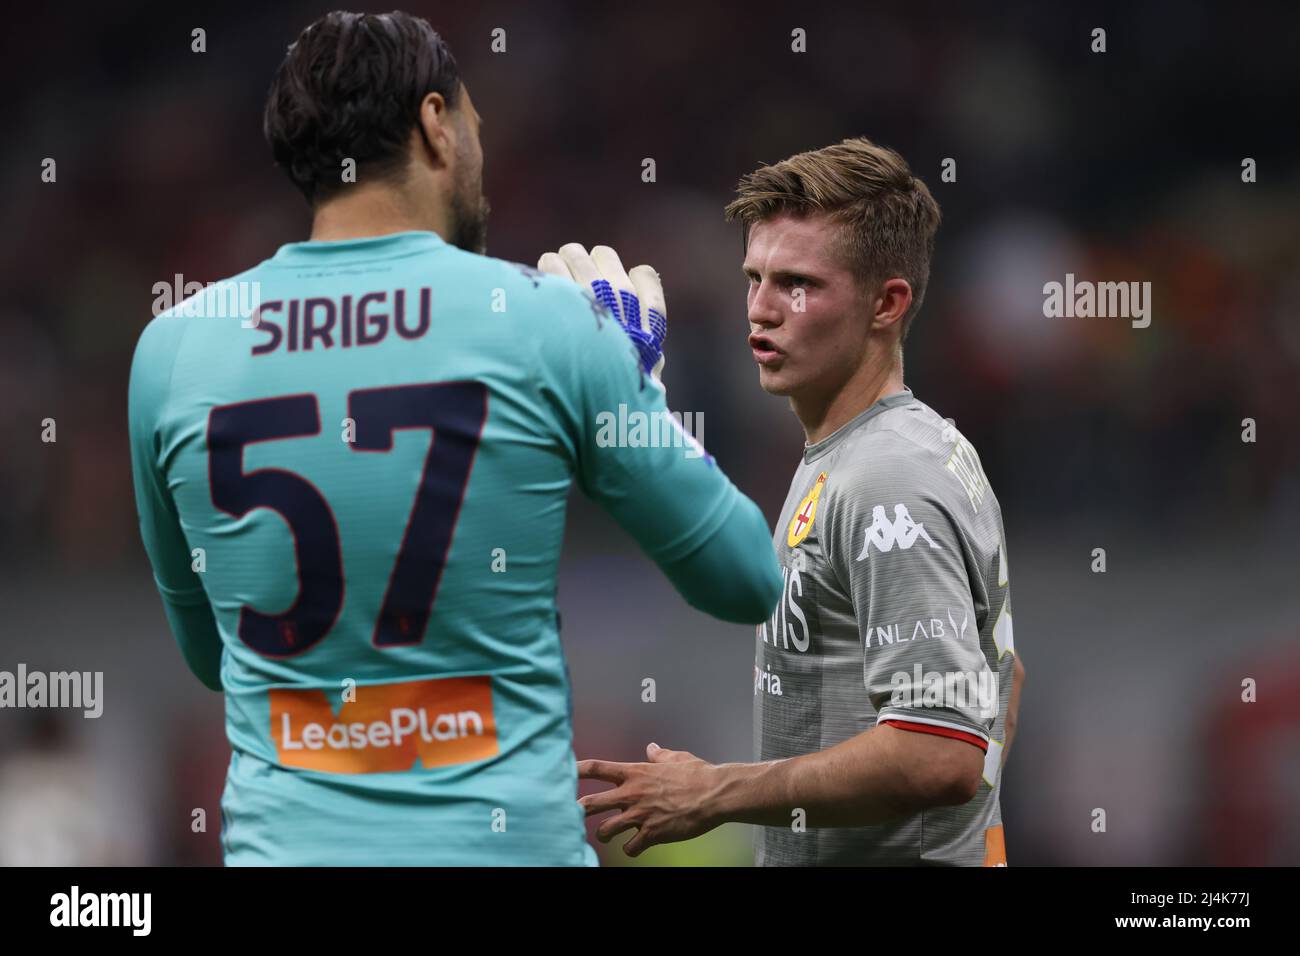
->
[[794, 498, 815, 533], [787, 471, 828, 547]]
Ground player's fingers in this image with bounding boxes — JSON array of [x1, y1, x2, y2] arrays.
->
[[592, 246, 641, 334], [647, 743, 694, 764], [576, 758, 630, 784], [591, 245, 634, 295], [628, 264, 667, 333], [578, 786, 631, 817], [537, 251, 573, 280], [557, 242, 601, 286], [596, 812, 641, 844], [622, 827, 654, 857]]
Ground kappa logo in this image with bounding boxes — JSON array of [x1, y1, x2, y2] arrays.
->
[[856, 503, 941, 558]]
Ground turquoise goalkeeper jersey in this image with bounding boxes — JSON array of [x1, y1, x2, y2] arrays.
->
[[128, 230, 780, 866]]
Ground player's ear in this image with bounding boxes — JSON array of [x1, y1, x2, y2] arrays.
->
[[871, 277, 913, 335], [414, 91, 454, 169]]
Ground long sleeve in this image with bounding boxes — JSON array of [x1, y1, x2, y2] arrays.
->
[[128, 316, 224, 691], [535, 277, 782, 624]]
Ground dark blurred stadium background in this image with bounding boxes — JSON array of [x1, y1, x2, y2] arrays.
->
[[1, 0, 1298, 865]]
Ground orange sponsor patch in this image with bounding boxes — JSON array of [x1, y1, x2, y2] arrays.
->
[[982, 824, 1007, 866], [270, 676, 498, 774]]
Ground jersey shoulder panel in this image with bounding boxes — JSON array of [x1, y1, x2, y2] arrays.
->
[[833, 397, 991, 516], [444, 252, 619, 358], [129, 308, 198, 434]]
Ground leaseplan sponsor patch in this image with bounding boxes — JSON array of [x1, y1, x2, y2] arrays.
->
[[271, 676, 498, 773]]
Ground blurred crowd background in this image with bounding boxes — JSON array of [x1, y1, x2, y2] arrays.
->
[[2, 0, 1298, 865]]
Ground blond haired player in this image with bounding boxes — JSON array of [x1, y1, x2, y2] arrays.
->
[[575, 138, 1025, 865]]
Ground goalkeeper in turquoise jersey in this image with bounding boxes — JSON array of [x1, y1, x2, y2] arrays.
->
[[127, 11, 781, 866]]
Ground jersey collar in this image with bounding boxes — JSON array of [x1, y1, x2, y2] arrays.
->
[[803, 388, 914, 463], [270, 230, 447, 264]]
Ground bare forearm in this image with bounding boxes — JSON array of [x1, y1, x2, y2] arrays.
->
[[1003, 710, 1020, 765], [1002, 655, 1025, 765], [708, 725, 971, 829]]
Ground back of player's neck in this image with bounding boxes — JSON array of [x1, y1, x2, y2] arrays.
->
[[309, 187, 447, 244]]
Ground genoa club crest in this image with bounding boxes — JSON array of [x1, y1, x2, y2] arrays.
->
[[786, 471, 828, 548]]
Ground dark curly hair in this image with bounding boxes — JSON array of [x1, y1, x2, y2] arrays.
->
[[264, 10, 462, 205]]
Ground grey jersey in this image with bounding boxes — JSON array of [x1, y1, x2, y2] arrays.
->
[[754, 389, 1016, 866]]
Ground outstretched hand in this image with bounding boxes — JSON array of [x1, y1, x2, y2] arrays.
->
[[577, 743, 722, 857]]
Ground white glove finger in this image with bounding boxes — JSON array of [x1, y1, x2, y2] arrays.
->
[[591, 246, 639, 330], [628, 264, 666, 335], [537, 252, 574, 280], [590, 245, 635, 296], [557, 242, 602, 286]]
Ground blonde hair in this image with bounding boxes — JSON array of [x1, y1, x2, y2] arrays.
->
[[724, 137, 941, 339]]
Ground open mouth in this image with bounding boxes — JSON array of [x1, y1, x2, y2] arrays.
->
[[749, 333, 783, 365]]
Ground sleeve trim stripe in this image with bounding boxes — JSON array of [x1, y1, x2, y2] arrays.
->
[[880, 718, 989, 753], [875, 710, 990, 741]]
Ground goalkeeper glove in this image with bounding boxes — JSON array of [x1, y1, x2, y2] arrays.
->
[[537, 243, 667, 385]]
